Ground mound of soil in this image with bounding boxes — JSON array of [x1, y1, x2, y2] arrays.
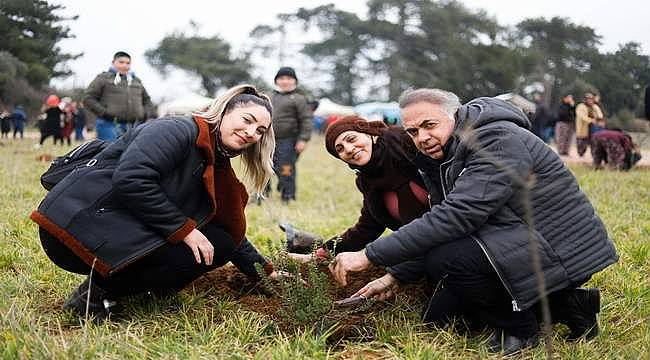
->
[[191, 263, 428, 342]]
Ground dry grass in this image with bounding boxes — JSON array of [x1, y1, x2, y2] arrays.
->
[[0, 133, 648, 359]]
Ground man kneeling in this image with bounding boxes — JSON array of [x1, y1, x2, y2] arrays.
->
[[330, 88, 618, 355]]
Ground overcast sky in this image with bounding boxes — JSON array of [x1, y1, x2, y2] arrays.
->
[[52, 0, 650, 103]]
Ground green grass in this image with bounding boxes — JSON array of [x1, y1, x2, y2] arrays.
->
[[1, 134, 648, 359]]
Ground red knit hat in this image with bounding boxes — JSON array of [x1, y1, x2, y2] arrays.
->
[[46, 94, 60, 107], [325, 115, 387, 158]]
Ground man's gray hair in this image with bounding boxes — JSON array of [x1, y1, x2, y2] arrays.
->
[[398, 88, 461, 116]]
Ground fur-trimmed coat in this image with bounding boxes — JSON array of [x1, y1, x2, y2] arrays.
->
[[31, 116, 271, 277]]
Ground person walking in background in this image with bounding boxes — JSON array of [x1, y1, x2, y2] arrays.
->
[[73, 101, 87, 141], [60, 97, 74, 146], [575, 93, 604, 157], [594, 94, 607, 119], [84, 51, 155, 142], [644, 85, 650, 120], [532, 93, 553, 143], [0, 107, 10, 139], [10, 105, 27, 140], [555, 94, 576, 156], [267, 66, 313, 204], [40, 95, 64, 146]]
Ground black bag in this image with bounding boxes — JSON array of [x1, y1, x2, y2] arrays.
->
[[40, 139, 110, 190]]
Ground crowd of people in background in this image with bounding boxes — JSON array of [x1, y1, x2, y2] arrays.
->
[[531, 91, 642, 170], [37, 95, 86, 146], [0, 50, 645, 175], [0, 105, 26, 140]]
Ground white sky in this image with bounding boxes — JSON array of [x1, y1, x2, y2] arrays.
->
[[52, 0, 650, 103]]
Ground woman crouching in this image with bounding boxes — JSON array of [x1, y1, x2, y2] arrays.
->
[[289, 116, 441, 299], [31, 85, 279, 320]]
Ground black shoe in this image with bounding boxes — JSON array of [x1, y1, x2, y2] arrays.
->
[[563, 288, 600, 341], [63, 277, 118, 321], [281, 197, 294, 205], [488, 329, 539, 355]]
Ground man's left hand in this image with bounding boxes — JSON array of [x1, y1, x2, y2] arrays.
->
[[295, 140, 307, 154], [329, 250, 371, 286]]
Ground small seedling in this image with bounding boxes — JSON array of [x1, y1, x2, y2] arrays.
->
[[257, 244, 332, 326]]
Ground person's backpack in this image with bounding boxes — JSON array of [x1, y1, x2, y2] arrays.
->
[[40, 139, 110, 190]]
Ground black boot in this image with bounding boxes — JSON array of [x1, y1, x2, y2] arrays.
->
[[560, 288, 601, 341], [487, 329, 539, 355], [63, 277, 118, 321]]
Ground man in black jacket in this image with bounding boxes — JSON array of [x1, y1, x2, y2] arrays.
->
[[330, 88, 618, 354]]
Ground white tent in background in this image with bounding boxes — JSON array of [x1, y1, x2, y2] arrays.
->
[[495, 93, 536, 116], [313, 98, 355, 117], [354, 101, 401, 124], [158, 93, 213, 116]]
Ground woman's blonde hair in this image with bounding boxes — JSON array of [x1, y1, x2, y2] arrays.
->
[[192, 84, 275, 193]]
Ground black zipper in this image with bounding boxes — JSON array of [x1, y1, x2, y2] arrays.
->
[[437, 157, 521, 311]]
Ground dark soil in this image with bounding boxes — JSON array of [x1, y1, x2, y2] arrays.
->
[[192, 263, 429, 343]]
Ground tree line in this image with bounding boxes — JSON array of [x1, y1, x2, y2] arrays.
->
[[148, 1, 650, 121], [0, 0, 79, 114], [2, 0, 649, 123]]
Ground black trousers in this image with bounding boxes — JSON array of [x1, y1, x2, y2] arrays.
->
[[39, 224, 236, 297], [39, 130, 63, 145], [423, 237, 539, 338]]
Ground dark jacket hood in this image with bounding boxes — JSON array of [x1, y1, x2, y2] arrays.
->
[[455, 97, 531, 132]]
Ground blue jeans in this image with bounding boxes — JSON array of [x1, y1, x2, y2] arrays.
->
[[74, 126, 84, 141], [272, 138, 298, 200], [95, 117, 117, 142], [13, 122, 24, 139], [543, 126, 554, 144], [95, 118, 139, 142]]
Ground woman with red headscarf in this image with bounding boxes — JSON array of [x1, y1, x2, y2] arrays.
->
[[40, 95, 64, 145]]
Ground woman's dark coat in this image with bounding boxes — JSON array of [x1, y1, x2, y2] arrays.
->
[[31, 116, 256, 277]]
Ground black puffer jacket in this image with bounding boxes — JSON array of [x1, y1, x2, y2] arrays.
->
[[365, 97, 618, 310], [31, 116, 269, 277]]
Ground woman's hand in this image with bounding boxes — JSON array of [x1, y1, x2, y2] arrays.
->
[[352, 273, 399, 301], [288, 248, 330, 264], [288, 253, 313, 263], [182, 228, 214, 265]]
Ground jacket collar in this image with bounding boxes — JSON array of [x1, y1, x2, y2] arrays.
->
[[193, 116, 215, 165], [193, 116, 217, 219]]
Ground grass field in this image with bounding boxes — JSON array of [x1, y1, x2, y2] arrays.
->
[[1, 134, 648, 359]]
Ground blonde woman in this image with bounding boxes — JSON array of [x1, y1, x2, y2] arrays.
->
[[31, 85, 278, 320]]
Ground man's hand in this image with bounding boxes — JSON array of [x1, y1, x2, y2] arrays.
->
[[182, 228, 214, 265], [352, 273, 399, 301], [329, 249, 371, 286], [295, 140, 307, 154]]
